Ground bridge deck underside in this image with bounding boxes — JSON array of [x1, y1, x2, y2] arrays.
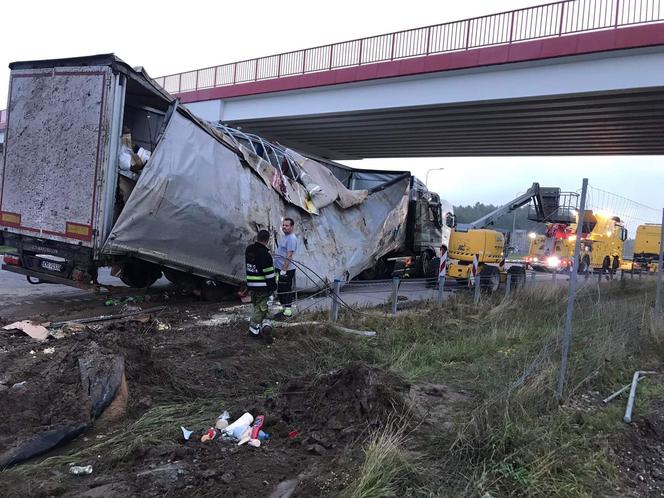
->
[[231, 89, 664, 158]]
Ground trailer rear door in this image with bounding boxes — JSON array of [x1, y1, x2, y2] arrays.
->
[[0, 66, 113, 250]]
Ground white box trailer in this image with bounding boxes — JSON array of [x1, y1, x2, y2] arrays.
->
[[0, 55, 172, 287]]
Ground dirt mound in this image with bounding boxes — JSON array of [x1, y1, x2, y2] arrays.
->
[[609, 396, 664, 497], [0, 333, 124, 467], [273, 364, 410, 438], [0, 309, 407, 497]]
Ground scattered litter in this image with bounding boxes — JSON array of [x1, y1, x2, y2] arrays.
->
[[43, 347, 56, 355], [222, 412, 254, 438], [251, 415, 264, 439], [215, 410, 230, 430], [156, 321, 171, 331], [11, 381, 27, 390], [50, 322, 88, 339], [29, 350, 36, 355], [288, 430, 299, 439], [183, 411, 269, 448], [240, 414, 265, 447], [69, 465, 93, 475], [105, 296, 146, 307], [3, 320, 50, 341], [197, 314, 234, 327], [181, 427, 193, 441], [200, 427, 218, 443]]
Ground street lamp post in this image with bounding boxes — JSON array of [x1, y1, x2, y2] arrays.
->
[[425, 167, 445, 188]]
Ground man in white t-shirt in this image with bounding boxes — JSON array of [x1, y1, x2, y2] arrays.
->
[[274, 218, 298, 317]]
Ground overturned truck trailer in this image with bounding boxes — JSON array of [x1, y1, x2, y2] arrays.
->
[[1, 54, 439, 292]]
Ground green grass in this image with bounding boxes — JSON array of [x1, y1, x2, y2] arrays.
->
[[0, 245, 14, 254], [338, 279, 664, 497], [341, 421, 412, 498]]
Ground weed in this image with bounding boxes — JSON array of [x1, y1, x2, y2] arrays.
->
[[342, 420, 412, 498], [336, 279, 664, 496]]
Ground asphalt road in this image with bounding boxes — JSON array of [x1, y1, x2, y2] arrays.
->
[[0, 267, 171, 321], [1, 264, 630, 324]]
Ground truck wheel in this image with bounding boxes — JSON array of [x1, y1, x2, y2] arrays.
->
[[120, 259, 162, 288], [480, 265, 500, 293], [507, 266, 526, 289], [419, 250, 435, 279], [163, 268, 200, 289], [425, 256, 440, 287]]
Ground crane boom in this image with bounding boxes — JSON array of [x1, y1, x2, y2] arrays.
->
[[456, 183, 543, 232]]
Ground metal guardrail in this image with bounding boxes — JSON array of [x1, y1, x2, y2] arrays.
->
[[153, 0, 663, 95], [0, 1, 662, 120]]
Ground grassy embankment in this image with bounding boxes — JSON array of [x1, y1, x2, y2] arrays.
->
[[340, 279, 664, 497], [3, 278, 662, 497]]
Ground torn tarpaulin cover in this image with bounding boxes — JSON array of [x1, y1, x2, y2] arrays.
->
[[103, 107, 410, 290]]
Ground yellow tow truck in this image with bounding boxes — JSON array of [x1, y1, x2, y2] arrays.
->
[[444, 183, 576, 291]]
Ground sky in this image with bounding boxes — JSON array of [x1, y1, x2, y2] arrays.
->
[[0, 0, 662, 221]]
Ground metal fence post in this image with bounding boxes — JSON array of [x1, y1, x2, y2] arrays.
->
[[329, 278, 341, 322], [474, 272, 481, 304], [391, 276, 400, 315], [552, 268, 557, 282], [654, 208, 664, 327], [437, 275, 445, 304], [531, 271, 536, 283], [557, 178, 588, 401], [504, 273, 512, 298]]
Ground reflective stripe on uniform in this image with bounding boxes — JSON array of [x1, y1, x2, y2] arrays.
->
[[247, 275, 266, 281], [263, 273, 275, 279], [262, 267, 274, 273], [247, 281, 268, 287]]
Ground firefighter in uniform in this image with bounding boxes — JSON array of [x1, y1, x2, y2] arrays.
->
[[245, 230, 276, 343]]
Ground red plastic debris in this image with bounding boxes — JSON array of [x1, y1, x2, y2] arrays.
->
[[288, 430, 298, 439]]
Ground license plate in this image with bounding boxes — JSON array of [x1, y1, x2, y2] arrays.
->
[[41, 260, 63, 272]]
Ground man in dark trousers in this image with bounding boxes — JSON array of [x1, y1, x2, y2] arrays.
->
[[275, 218, 298, 317], [245, 230, 276, 343]]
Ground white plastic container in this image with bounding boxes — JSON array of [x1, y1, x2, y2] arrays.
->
[[222, 412, 253, 436]]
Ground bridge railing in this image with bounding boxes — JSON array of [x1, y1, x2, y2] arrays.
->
[[153, 0, 663, 95]]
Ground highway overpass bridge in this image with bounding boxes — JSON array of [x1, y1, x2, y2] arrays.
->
[[2, 0, 664, 158]]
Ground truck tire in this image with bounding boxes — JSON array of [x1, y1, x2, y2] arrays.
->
[[425, 256, 440, 287], [479, 265, 500, 293], [419, 250, 436, 279], [163, 268, 199, 289], [119, 259, 162, 288]]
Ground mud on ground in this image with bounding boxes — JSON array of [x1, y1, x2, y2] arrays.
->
[[0, 306, 410, 497]]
